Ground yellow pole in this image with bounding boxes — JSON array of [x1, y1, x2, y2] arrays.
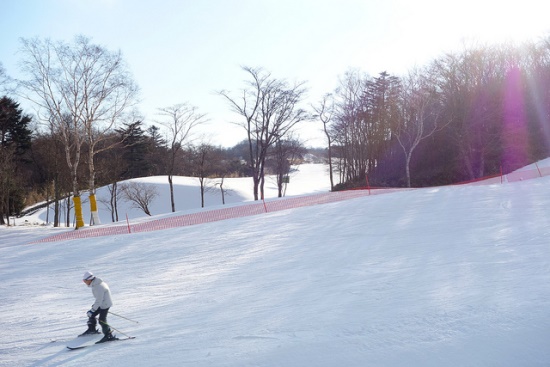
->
[[89, 193, 101, 225], [73, 195, 85, 229], [90, 194, 97, 212]]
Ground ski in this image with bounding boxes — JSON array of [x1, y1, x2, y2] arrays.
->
[[66, 336, 135, 350]]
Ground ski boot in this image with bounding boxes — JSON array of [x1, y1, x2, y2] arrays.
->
[[79, 328, 101, 337], [95, 332, 118, 344]]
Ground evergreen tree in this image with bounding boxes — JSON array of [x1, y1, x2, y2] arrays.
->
[[145, 125, 167, 176], [0, 97, 32, 155], [0, 96, 32, 224], [116, 121, 151, 179]]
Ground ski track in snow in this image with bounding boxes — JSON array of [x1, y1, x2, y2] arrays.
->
[[1, 163, 550, 366]]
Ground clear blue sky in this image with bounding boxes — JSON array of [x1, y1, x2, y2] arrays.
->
[[2, 0, 549, 147]]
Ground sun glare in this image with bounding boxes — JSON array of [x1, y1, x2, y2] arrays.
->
[[456, 0, 550, 44], [381, 0, 550, 74]]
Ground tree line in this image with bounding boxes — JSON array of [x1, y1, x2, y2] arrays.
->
[[0, 105, 306, 226], [0, 36, 307, 227], [318, 38, 550, 189], [2, 35, 550, 226]]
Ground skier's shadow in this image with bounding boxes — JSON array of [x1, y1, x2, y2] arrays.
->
[[31, 344, 106, 366]]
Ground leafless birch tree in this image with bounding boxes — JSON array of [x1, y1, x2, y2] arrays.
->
[[220, 66, 309, 200], [312, 93, 336, 190], [395, 68, 446, 187], [157, 103, 206, 212], [18, 35, 138, 228]]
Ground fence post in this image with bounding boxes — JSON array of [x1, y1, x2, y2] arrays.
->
[[366, 175, 371, 195], [126, 213, 131, 233], [535, 162, 542, 177]]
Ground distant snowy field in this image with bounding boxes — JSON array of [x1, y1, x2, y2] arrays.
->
[[1, 162, 550, 366], [2, 163, 331, 245], [21, 163, 330, 224]]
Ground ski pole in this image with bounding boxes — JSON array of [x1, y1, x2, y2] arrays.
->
[[99, 319, 134, 339], [109, 311, 139, 324]]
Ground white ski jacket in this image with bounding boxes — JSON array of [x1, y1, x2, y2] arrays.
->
[[90, 277, 113, 311]]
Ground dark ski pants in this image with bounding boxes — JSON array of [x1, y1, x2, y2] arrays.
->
[[87, 307, 111, 335]]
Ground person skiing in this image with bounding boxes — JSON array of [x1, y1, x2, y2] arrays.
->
[[81, 271, 116, 343]]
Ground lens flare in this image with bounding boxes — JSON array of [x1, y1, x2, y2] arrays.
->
[[502, 66, 528, 172]]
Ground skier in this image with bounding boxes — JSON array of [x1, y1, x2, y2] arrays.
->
[[81, 271, 116, 343]]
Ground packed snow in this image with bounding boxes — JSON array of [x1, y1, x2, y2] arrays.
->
[[1, 163, 550, 366]]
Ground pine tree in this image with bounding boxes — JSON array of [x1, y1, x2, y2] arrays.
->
[[0, 96, 32, 224], [116, 121, 151, 179]]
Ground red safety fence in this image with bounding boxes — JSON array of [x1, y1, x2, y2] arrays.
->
[[29, 188, 409, 244], [505, 165, 550, 183], [453, 164, 550, 185], [28, 164, 549, 244]]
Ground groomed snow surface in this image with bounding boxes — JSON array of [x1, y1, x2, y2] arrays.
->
[[1, 163, 550, 366]]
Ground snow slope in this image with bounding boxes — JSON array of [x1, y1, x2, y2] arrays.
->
[[42, 163, 332, 226], [1, 163, 550, 366]]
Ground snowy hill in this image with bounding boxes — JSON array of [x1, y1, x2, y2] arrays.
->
[[21, 163, 332, 227], [1, 163, 550, 366]]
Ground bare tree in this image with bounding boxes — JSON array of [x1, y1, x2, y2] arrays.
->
[[212, 157, 234, 205], [156, 103, 206, 212], [395, 68, 446, 187], [330, 70, 369, 185], [430, 45, 503, 180], [220, 66, 309, 200], [268, 137, 306, 197], [312, 93, 336, 190], [120, 181, 158, 216], [77, 38, 139, 225], [0, 62, 14, 95], [98, 182, 123, 222], [214, 177, 230, 205], [188, 143, 218, 208], [18, 35, 138, 228]]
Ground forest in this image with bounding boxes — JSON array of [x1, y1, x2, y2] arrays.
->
[[1, 35, 550, 226]]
